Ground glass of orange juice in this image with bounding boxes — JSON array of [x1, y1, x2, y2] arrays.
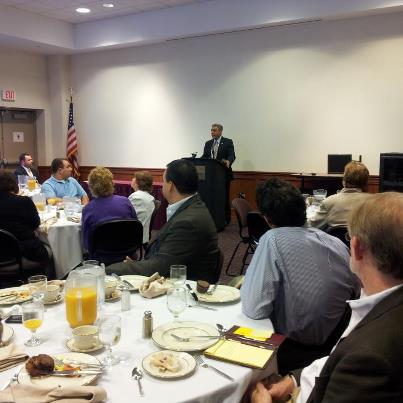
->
[[27, 177, 37, 192], [32, 194, 46, 212], [22, 302, 44, 347], [65, 271, 98, 328]]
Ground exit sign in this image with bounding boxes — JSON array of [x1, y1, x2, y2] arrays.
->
[[1, 89, 16, 101]]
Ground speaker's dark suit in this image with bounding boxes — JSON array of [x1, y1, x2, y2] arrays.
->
[[106, 194, 219, 282], [296, 286, 403, 403], [14, 165, 39, 180], [201, 137, 236, 223]]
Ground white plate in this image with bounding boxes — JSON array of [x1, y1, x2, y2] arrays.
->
[[119, 275, 148, 291], [44, 294, 63, 305], [142, 350, 196, 379], [66, 338, 104, 353], [0, 287, 32, 305], [152, 321, 220, 352], [0, 323, 14, 345], [196, 285, 240, 303], [18, 352, 101, 388], [105, 290, 121, 302]]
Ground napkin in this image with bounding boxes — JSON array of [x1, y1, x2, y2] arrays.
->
[[139, 273, 171, 298], [39, 217, 58, 234], [0, 343, 29, 372], [0, 384, 107, 403]]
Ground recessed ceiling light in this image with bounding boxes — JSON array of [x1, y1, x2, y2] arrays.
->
[[76, 7, 91, 13], [103, 3, 114, 7]]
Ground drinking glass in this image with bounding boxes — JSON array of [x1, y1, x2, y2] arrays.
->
[[22, 302, 44, 346], [27, 177, 37, 192], [167, 287, 187, 320], [32, 193, 46, 213], [18, 175, 27, 190], [313, 189, 327, 205], [28, 275, 47, 303], [170, 265, 187, 287], [98, 315, 121, 366]]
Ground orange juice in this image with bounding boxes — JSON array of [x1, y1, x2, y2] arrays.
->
[[27, 179, 36, 191], [35, 202, 46, 212], [24, 318, 42, 331], [65, 287, 97, 328]]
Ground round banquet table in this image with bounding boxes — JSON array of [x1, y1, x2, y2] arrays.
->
[[38, 211, 83, 279], [0, 288, 276, 403]]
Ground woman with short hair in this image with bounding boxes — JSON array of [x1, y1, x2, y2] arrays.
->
[[82, 167, 137, 254]]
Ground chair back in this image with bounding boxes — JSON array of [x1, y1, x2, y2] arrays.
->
[[232, 198, 252, 240], [0, 229, 23, 282], [149, 199, 162, 240], [89, 219, 143, 265], [325, 225, 349, 248], [247, 211, 270, 244]]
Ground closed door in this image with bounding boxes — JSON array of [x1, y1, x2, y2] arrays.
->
[[0, 109, 37, 166]]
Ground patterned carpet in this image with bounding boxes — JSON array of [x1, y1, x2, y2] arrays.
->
[[218, 221, 253, 284]]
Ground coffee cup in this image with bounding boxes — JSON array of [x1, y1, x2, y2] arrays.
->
[[72, 325, 99, 350], [43, 284, 60, 303], [104, 277, 117, 298]]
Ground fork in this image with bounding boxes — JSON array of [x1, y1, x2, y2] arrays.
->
[[195, 355, 234, 382], [170, 333, 220, 342], [1, 371, 19, 391]]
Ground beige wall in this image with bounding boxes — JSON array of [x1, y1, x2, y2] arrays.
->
[[72, 12, 403, 174]]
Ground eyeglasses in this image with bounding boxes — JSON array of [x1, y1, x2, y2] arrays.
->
[[345, 232, 351, 242]]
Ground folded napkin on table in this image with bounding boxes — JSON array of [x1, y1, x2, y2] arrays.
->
[[139, 272, 171, 298], [39, 217, 58, 235], [0, 384, 107, 403], [0, 343, 29, 372]]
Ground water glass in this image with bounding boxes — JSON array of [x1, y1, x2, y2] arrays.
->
[[170, 265, 187, 287], [313, 189, 327, 205], [18, 175, 27, 190], [98, 315, 121, 366], [28, 275, 47, 303], [167, 287, 187, 320], [22, 301, 44, 347]]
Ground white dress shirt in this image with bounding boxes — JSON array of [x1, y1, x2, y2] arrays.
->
[[297, 283, 403, 403]]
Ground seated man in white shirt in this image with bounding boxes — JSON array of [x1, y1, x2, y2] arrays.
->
[[251, 192, 403, 403]]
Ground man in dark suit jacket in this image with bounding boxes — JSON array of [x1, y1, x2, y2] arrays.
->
[[250, 192, 403, 403], [14, 153, 39, 180], [107, 159, 219, 283], [201, 123, 236, 224]]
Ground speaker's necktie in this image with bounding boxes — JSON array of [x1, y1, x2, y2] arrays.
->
[[212, 140, 219, 159]]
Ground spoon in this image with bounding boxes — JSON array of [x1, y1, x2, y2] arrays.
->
[[132, 367, 144, 397], [216, 323, 227, 336]]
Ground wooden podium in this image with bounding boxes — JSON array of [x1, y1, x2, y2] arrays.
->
[[185, 158, 226, 231]]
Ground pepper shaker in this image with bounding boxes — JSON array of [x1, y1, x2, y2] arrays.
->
[[143, 311, 153, 338]]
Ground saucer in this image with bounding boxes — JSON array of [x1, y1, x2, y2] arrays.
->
[[66, 338, 104, 353], [44, 294, 63, 305], [105, 290, 121, 302]]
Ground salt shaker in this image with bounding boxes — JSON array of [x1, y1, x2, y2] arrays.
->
[[143, 311, 153, 338], [121, 285, 131, 312]]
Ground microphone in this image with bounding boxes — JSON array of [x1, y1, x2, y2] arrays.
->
[[191, 152, 197, 159]]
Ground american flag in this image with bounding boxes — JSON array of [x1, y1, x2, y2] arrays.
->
[[66, 96, 80, 178]]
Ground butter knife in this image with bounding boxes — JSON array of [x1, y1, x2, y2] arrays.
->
[[50, 370, 102, 376], [186, 284, 198, 301], [188, 304, 218, 311]]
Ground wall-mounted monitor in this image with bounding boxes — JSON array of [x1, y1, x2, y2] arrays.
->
[[327, 154, 352, 174]]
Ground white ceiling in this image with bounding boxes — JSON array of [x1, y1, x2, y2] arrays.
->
[[0, 0, 209, 23], [1, 0, 403, 54]]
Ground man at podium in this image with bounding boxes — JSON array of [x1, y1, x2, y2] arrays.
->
[[201, 123, 236, 224]]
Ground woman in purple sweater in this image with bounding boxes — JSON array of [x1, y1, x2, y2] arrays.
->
[[82, 167, 137, 255]]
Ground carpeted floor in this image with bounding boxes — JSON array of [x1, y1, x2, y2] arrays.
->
[[218, 221, 253, 284]]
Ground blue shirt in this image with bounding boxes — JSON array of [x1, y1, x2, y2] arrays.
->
[[41, 176, 87, 199], [241, 227, 360, 345]]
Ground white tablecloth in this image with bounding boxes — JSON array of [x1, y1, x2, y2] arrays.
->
[[39, 211, 83, 279], [0, 290, 275, 403]]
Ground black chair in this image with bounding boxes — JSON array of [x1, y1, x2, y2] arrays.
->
[[326, 224, 350, 248], [0, 229, 45, 286], [225, 198, 253, 276], [247, 211, 270, 245], [89, 219, 144, 266]]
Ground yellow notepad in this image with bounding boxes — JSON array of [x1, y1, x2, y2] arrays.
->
[[204, 339, 274, 369], [233, 326, 273, 341]]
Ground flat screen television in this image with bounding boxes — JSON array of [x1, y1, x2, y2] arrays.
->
[[327, 154, 352, 174]]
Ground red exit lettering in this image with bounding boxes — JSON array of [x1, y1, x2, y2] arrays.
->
[[1, 89, 16, 101]]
